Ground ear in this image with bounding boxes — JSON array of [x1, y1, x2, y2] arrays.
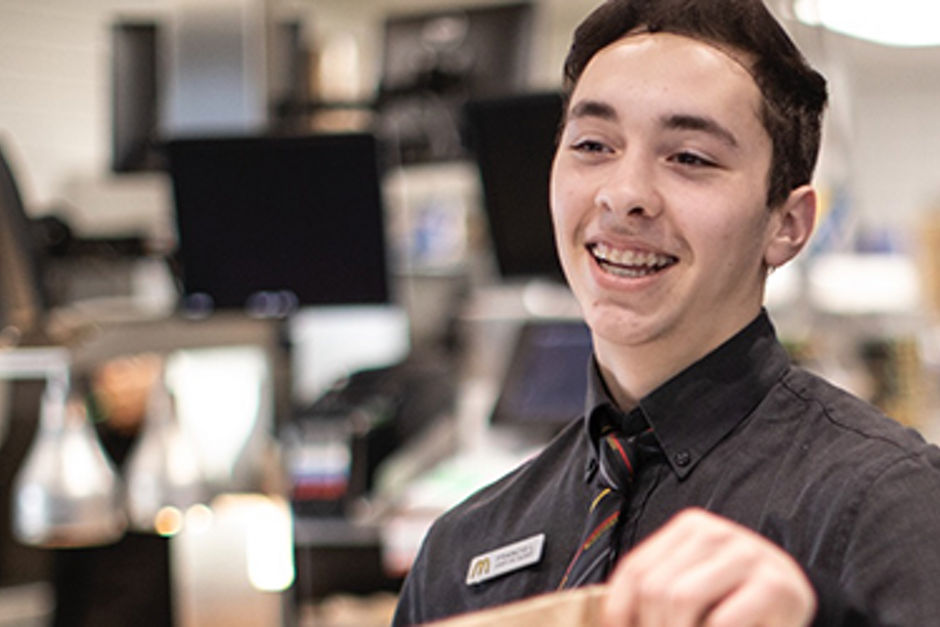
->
[[764, 185, 816, 269]]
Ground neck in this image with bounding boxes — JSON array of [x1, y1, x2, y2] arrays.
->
[[593, 309, 763, 411]]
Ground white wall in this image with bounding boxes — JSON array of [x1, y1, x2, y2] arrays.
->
[[788, 25, 940, 245], [0, 0, 170, 238], [0, 1, 123, 207], [853, 73, 940, 236]]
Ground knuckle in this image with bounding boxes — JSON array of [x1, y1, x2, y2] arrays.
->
[[765, 569, 811, 606], [636, 574, 670, 604], [734, 540, 761, 563], [667, 579, 705, 607]]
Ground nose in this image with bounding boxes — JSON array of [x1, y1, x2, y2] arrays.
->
[[593, 151, 663, 220]]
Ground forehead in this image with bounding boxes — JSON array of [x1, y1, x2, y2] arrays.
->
[[570, 32, 766, 136]]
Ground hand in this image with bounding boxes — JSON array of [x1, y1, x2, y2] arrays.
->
[[602, 508, 816, 627]]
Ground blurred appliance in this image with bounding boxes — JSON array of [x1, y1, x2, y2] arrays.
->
[[171, 494, 293, 627], [0, 143, 45, 344], [284, 354, 456, 518], [12, 373, 126, 549], [284, 354, 455, 602], [463, 91, 565, 282], [166, 133, 390, 315], [112, 12, 309, 173], [161, 0, 269, 137], [111, 22, 162, 172], [377, 2, 534, 163]]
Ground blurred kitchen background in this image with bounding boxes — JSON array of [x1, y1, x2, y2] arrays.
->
[[0, 0, 939, 625]]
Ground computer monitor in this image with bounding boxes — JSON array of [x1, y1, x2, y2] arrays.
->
[[490, 319, 593, 434], [463, 91, 565, 281], [166, 133, 390, 314]]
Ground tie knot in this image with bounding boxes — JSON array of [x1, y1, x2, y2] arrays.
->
[[597, 428, 655, 492]]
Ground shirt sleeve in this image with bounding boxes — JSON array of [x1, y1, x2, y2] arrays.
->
[[832, 447, 940, 626], [391, 537, 430, 627], [807, 568, 874, 626]]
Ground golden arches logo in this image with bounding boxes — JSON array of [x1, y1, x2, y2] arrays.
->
[[470, 557, 491, 579]]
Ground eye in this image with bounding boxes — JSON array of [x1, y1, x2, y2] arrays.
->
[[571, 139, 612, 154], [670, 151, 716, 167]]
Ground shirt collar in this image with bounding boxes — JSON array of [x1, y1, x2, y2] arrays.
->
[[582, 310, 790, 480]]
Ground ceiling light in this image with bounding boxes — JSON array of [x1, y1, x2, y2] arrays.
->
[[793, 0, 940, 47]]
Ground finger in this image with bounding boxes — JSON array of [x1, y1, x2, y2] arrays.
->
[[624, 530, 773, 627], [604, 509, 813, 627], [603, 510, 738, 627], [637, 538, 759, 627], [603, 568, 638, 627], [616, 508, 714, 572], [703, 570, 815, 627]]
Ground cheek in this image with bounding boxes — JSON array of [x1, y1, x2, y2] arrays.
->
[[551, 158, 595, 214], [549, 176, 578, 232], [683, 202, 770, 267]]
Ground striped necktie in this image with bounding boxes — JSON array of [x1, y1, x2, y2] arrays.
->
[[558, 425, 656, 589]]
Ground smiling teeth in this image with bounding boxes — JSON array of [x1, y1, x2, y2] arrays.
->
[[590, 242, 676, 277], [591, 242, 676, 267]]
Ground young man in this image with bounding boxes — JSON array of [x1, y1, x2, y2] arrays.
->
[[394, 1, 940, 625]]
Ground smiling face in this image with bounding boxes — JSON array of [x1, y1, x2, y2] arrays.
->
[[551, 32, 810, 388]]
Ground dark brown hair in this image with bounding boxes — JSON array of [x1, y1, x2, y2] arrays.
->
[[563, 0, 828, 207]]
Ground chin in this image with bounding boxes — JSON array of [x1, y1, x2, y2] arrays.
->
[[583, 304, 667, 349]]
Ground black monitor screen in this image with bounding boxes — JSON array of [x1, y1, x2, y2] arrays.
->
[[464, 92, 565, 281], [166, 133, 390, 313], [491, 320, 593, 433]]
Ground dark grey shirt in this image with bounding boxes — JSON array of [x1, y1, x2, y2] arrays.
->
[[393, 312, 940, 626]]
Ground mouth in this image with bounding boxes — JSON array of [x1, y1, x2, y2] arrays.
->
[[588, 242, 678, 278]]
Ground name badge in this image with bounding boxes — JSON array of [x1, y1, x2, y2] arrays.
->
[[466, 533, 545, 586]]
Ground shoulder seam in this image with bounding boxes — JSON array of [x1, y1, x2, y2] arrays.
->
[[778, 370, 924, 569], [779, 368, 922, 458]]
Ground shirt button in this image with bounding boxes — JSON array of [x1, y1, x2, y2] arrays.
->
[[673, 450, 692, 467], [584, 458, 598, 481]]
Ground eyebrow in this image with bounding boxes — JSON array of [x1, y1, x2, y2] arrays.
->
[[662, 113, 739, 149], [566, 99, 740, 150], [567, 99, 619, 123]]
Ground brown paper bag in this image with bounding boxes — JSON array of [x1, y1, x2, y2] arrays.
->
[[425, 585, 607, 626]]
